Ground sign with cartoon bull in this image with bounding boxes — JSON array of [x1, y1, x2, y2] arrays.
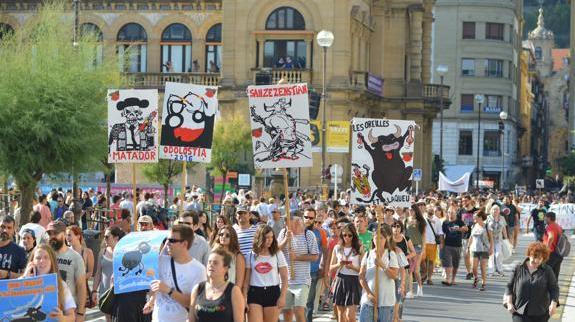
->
[[159, 82, 218, 163], [351, 118, 416, 207], [0, 273, 59, 322], [107, 89, 159, 163], [248, 83, 313, 169], [113, 230, 167, 294]]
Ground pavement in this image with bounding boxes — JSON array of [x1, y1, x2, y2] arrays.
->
[[86, 233, 575, 322]]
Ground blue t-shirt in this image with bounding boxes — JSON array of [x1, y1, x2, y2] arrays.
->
[[310, 228, 323, 273]]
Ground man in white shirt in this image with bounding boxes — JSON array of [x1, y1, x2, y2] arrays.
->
[[144, 224, 206, 322], [421, 202, 444, 288]]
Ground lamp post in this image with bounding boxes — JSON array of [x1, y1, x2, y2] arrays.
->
[[475, 94, 484, 189], [436, 65, 448, 163], [499, 111, 508, 190], [73, 0, 79, 46], [316, 30, 334, 192]]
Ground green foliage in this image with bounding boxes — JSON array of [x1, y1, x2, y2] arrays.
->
[[524, 2, 570, 48], [209, 112, 253, 177], [143, 160, 182, 187], [558, 152, 575, 176], [0, 1, 124, 222]]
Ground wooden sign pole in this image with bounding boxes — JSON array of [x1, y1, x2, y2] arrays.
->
[[132, 163, 138, 231], [283, 168, 295, 279], [374, 207, 382, 320], [180, 161, 187, 217]]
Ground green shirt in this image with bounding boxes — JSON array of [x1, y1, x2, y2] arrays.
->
[[358, 231, 373, 253]]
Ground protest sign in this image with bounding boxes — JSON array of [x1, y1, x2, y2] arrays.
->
[[0, 273, 58, 321], [113, 230, 167, 294], [519, 203, 575, 230], [107, 89, 159, 163], [351, 118, 416, 207], [438, 172, 471, 193], [248, 83, 313, 169], [160, 82, 218, 163]]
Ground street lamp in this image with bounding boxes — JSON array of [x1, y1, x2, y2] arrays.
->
[[73, 0, 80, 46], [475, 94, 484, 189], [317, 30, 334, 193], [436, 64, 448, 163], [499, 111, 508, 190]]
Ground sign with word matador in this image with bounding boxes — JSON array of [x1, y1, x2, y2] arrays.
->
[[248, 83, 313, 169], [113, 230, 167, 294], [0, 273, 59, 321], [351, 118, 416, 207], [108, 89, 159, 163], [160, 82, 218, 163]]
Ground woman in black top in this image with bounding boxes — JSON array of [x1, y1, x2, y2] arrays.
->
[[190, 249, 245, 322], [504, 242, 559, 322]]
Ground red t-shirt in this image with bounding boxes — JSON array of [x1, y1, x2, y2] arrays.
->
[[544, 222, 563, 252]]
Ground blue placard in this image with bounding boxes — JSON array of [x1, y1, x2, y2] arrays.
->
[[0, 273, 59, 321], [113, 230, 168, 294], [413, 168, 422, 181]]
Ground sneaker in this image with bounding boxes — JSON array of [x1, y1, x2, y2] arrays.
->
[[417, 285, 423, 297], [405, 291, 414, 299], [466, 273, 474, 280]]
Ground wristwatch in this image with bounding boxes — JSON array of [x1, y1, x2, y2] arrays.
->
[[168, 287, 175, 297]]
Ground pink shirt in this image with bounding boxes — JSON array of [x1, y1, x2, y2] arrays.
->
[[34, 204, 52, 228]]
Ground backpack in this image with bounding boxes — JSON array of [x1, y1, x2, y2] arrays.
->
[[555, 232, 571, 258]]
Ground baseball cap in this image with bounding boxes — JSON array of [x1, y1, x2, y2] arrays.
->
[[46, 221, 67, 233], [138, 215, 153, 224], [236, 205, 249, 213]]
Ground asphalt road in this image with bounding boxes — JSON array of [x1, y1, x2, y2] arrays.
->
[[86, 233, 575, 322]]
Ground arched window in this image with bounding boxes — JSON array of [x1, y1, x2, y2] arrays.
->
[[0, 23, 14, 41], [535, 47, 542, 60], [80, 23, 103, 65], [205, 24, 222, 73], [161, 23, 192, 73], [117, 23, 147, 72], [263, 7, 307, 69], [266, 7, 305, 30]]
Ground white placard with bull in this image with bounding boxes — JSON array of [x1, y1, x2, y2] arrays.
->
[[107, 89, 159, 163], [247, 83, 313, 169], [351, 118, 416, 207]]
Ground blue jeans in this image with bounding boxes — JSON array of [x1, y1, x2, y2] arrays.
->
[[306, 271, 320, 322], [359, 304, 393, 322]]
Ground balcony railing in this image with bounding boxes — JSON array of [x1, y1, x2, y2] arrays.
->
[[124, 72, 221, 89], [423, 84, 450, 100], [252, 68, 312, 85]]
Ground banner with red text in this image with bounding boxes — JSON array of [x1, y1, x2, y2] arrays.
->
[[248, 83, 313, 169], [107, 89, 159, 163], [159, 82, 218, 163]]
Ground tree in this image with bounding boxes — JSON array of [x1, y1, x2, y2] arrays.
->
[[558, 152, 575, 176], [0, 1, 124, 226], [209, 112, 252, 203], [142, 160, 185, 207]]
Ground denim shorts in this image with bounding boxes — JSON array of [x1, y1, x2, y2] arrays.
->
[[359, 304, 393, 322]]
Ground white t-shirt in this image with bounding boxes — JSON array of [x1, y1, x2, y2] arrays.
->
[[246, 250, 288, 287], [152, 255, 206, 322], [360, 249, 399, 307], [333, 245, 361, 276], [62, 282, 77, 311], [424, 216, 444, 244]]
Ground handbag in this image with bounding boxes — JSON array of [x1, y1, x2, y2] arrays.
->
[[98, 286, 116, 315], [501, 239, 513, 260]]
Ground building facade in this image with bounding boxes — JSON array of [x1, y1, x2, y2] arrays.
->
[[1, 0, 447, 194], [432, 0, 523, 190]]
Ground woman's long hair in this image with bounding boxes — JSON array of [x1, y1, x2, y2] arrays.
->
[[212, 225, 241, 255], [411, 204, 427, 235], [370, 224, 396, 253], [28, 244, 66, 310], [252, 225, 279, 257], [209, 215, 231, 246], [338, 223, 362, 256]]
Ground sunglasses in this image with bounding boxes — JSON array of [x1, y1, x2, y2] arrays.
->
[[303, 216, 315, 220], [343, 233, 353, 238], [218, 233, 231, 238], [391, 225, 401, 228], [167, 238, 184, 244], [139, 222, 151, 226]]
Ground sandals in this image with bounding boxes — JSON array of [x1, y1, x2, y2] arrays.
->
[[441, 281, 452, 286], [480, 283, 486, 291], [472, 278, 478, 288]]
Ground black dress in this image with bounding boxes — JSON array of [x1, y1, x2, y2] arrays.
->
[[194, 282, 235, 322]]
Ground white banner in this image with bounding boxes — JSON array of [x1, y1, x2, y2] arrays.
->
[[438, 172, 470, 193], [107, 89, 159, 163], [350, 118, 416, 207], [159, 82, 218, 163], [247, 83, 312, 169], [518, 203, 575, 230]]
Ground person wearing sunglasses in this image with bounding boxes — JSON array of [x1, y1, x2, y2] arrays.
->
[[144, 224, 207, 322], [391, 220, 415, 322], [176, 213, 210, 266], [330, 223, 362, 322], [212, 225, 246, 288], [138, 215, 155, 232]]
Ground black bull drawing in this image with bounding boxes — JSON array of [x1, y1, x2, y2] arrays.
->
[[356, 124, 414, 203]]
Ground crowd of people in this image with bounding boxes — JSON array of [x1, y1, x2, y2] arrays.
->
[[0, 186, 569, 322]]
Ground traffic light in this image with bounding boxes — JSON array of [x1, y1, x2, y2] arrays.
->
[[309, 88, 320, 120]]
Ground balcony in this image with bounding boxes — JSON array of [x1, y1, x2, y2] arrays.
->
[[251, 68, 312, 85], [423, 84, 450, 109], [124, 72, 221, 90]]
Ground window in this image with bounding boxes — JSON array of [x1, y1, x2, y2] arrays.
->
[[80, 23, 104, 65], [485, 23, 504, 40], [460, 94, 474, 113], [484, 95, 502, 113], [205, 24, 222, 73], [462, 22, 475, 39], [117, 23, 147, 72], [485, 59, 503, 77], [266, 7, 305, 30], [161, 23, 192, 73], [535, 47, 542, 60], [264, 40, 307, 69], [0, 23, 14, 40], [461, 58, 475, 76], [483, 130, 501, 156], [458, 130, 473, 155]]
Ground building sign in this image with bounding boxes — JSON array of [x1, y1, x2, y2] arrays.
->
[[367, 73, 384, 96], [483, 105, 502, 113], [327, 121, 350, 153]]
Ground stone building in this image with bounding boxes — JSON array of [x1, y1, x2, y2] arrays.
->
[[431, 0, 523, 190], [1, 0, 447, 195]]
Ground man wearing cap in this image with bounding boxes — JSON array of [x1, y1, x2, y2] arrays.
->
[[138, 215, 155, 231], [234, 205, 258, 259], [268, 208, 285, 237], [47, 220, 87, 320], [0, 215, 27, 280]]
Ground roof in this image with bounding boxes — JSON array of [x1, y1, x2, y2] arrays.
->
[[552, 49, 570, 71]]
